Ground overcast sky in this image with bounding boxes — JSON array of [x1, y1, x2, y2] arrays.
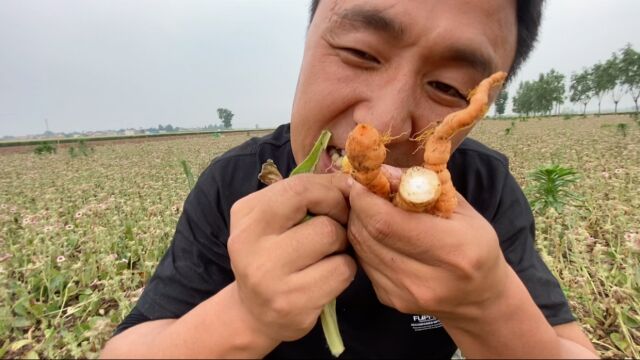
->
[[1, 0, 638, 137]]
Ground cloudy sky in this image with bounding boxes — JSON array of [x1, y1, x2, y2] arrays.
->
[[0, 0, 638, 137]]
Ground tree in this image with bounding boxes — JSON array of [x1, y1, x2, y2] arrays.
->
[[494, 89, 508, 116], [217, 108, 234, 129], [590, 62, 612, 114], [545, 69, 565, 115], [569, 70, 593, 116], [619, 43, 640, 112], [512, 80, 536, 117], [511, 70, 566, 118], [604, 53, 626, 113]]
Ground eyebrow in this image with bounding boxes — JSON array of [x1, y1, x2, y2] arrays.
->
[[328, 6, 405, 41]]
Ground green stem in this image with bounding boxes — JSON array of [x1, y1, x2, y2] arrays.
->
[[290, 130, 345, 356], [320, 300, 345, 357]]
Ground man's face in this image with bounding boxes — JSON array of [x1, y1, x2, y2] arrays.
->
[[290, 0, 517, 171]]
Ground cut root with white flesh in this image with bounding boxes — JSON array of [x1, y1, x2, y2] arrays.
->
[[393, 167, 441, 213]]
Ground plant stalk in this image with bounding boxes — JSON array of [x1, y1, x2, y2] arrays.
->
[[289, 130, 345, 356], [320, 299, 345, 357]]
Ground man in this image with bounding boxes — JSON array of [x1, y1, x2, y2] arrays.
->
[[102, 0, 598, 358]]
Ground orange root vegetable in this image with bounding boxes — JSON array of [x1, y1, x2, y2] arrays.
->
[[344, 124, 390, 199], [343, 71, 507, 217], [393, 71, 507, 216], [421, 71, 507, 217], [392, 166, 441, 212]]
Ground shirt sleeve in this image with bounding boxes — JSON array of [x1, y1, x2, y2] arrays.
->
[[114, 160, 237, 332], [492, 171, 575, 326], [112, 307, 150, 336]]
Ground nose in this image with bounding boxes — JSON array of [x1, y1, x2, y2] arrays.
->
[[352, 71, 417, 144]]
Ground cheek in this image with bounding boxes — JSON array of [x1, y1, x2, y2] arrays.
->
[[291, 59, 362, 161]]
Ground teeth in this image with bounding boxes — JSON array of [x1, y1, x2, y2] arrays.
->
[[328, 146, 345, 169]]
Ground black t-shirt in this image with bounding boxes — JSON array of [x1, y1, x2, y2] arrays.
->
[[114, 124, 574, 358]]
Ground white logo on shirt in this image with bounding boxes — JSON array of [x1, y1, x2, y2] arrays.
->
[[410, 314, 443, 331]]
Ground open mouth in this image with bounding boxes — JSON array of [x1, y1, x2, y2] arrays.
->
[[326, 145, 346, 171]]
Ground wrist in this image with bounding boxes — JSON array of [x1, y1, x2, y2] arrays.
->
[[220, 282, 281, 355], [437, 255, 512, 327], [439, 267, 562, 358]]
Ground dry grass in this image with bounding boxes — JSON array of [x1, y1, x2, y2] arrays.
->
[[472, 115, 639, 357], [0, 116, 638, 357]]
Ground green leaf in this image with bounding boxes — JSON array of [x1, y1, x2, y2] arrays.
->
[[620, 311, 640, 328], [609, 332, 629, 351], [13, 301, 29, 317], [583, 317, 597, 327], [49, 274, 66, 293], [12, 317, 32, 329], [290, 130, 332, 176], [29, 303, 46, 317], [180, 159, 195, 190]]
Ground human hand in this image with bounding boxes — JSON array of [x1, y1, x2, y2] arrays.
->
[[228, 173, 357, 342], [347, 167, 510, 322]]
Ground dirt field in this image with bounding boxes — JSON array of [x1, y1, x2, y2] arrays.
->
[[0, 116, 638, 357]]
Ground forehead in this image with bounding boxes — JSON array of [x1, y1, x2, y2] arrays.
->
[[314, 0, 517, 73]]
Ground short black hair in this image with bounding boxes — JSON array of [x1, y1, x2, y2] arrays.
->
[[309, 0, 544, 79]]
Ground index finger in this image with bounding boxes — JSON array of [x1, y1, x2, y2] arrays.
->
[[231, 172, 353, 236], [348, 182, 478, 254]]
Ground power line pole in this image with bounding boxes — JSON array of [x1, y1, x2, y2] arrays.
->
[[45, 118, 50, 133]]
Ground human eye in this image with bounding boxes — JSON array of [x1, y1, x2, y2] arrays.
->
[[336, 47, 381, 67], [427, 81, 468, 103]]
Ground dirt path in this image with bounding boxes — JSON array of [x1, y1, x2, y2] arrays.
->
[[0, 130, 272, 155]]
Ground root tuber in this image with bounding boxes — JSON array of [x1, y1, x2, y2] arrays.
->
[[344, 124, 391, 199], [343, 71, 508, 217]]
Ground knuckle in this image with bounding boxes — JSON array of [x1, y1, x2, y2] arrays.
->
[[374, 286, 400, 311], [393, 299, 413, 314], [332, 255, 356, 285], [373, 287, 392, 308], [241, 261, 272, 295], [230, 199, 242, 217], [230, 195, 251, 219], [413, 286, 438, 311], [454, 251, 484, 283], [269, 295, 294, 321], [300, 315, 319, 333], [227, 234, 241, 261], [314, 216, 343, 246], [242, 268, 261, 292], [366, 213, 394, 243], [347, 221, 369, 254], [282, 175, 309, 197]]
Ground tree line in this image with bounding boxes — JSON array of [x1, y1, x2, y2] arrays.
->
[[496, 44, 640, 117]]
